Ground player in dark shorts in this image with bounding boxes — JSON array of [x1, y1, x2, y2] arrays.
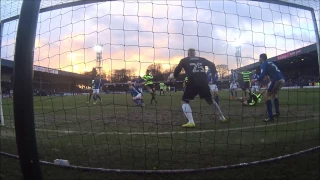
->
[[168, 48, 227, 128], [238, 71, 252, 98], [253, 53, 285, 122], [143, 70, 157, 104]]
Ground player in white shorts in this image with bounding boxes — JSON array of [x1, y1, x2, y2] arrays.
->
[[229, 81, 239, 99], [251, 70, 260, 93], [207, 70, 220, 104]]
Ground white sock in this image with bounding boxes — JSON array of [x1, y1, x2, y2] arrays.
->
[[212, 100, 225, 119], [182, 103, 194, 124]]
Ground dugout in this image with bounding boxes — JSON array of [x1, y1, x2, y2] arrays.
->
[[1, 58, 92, 95]]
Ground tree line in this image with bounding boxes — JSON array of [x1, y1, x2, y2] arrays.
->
[[83, 63, 229, 83]]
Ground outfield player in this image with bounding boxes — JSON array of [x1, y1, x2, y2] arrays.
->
[[229, 69, 238, 99], [253, 53, 285, 122], [159, 82, 165, 96], [239, 70, 252, 98], [134, 76, 143, 93], [251, 69, 260, 93], [230, 81, 239, 99], [128, 81, 145, 107], [168, 48, 227, 128], [207, 70, 219, 104], [92, 77, 102, 104], [87, 79, 94, 104], [143, 70, 158, 104]]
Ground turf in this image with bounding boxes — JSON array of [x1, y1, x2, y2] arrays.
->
[[0, 88, 319, 179]]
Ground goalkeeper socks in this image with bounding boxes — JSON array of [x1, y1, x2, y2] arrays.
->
[[215, 95, 219, 105], [182, 103, 194, 124], [266, 100, 273, 118], [274, 98, 279, 113]]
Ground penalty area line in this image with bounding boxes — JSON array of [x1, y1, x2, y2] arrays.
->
[[28, 117, 318, 136]]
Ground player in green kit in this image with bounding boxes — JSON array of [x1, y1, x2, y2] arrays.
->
[[239, 70, 252, 98], [143, 70, 158, 104], [159, 82, 165, 96]]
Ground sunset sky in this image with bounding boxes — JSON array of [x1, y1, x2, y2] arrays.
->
[[1, 0, 318, 77]]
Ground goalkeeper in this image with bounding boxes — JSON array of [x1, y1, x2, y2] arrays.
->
[[168, 48, 227, 128]]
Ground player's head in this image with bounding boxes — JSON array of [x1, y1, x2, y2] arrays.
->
[[187, 48, 196, 57], [259, 53, 267, 64]]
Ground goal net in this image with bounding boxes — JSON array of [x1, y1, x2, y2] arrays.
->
[[0, 0, 319, 177]]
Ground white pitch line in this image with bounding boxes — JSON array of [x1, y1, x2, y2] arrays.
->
[[25, 117, 318, 136]]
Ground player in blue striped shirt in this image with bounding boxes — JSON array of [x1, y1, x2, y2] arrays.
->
[[128, 81, 145, 107], [253, 53, 285, 122], [229, 69, 238, 99], [251, 69, 260, 93], [207, 69, 220, 104], [92, 77, 102, 105]]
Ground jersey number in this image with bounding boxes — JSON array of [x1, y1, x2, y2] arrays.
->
[[269, 62, 280, 72], [190, 63, 205, 73]]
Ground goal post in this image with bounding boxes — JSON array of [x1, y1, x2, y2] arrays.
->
[[0, 21, 4, 126], [12, 0, 43, 179]]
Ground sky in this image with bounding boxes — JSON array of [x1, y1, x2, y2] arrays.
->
[[0, 0, 318, 77]]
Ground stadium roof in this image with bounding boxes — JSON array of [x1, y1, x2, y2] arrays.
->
[[1, 58, 91, 80], [236, 43, 318, 72]]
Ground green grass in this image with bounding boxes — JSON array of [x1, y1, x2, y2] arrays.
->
[[1, 88, 319, 179]]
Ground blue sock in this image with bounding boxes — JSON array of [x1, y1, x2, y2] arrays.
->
[[215, 95, 219, 105], [274, 98, 279, 113], [93, 95, 97, 101], [266, 100, 273, 118], [230, 91, 234, 96], [235, 91, 238, 97], [133, 99, 139, 105]]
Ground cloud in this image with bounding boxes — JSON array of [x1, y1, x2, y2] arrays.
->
[[1, 0, 317, 76]]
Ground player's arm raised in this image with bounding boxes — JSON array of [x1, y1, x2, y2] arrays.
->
[[168, 59, 184, 81], [173, 59, 184, 78]]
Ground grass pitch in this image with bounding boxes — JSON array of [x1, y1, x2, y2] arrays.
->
[[0, 88, 319, 179]]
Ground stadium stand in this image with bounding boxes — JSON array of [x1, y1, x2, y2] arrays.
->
[[1, 58, 92, 97], [235, 43, 320, 87]]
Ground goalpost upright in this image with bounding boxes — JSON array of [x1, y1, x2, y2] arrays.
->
[[0, 21, 4, 126]]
